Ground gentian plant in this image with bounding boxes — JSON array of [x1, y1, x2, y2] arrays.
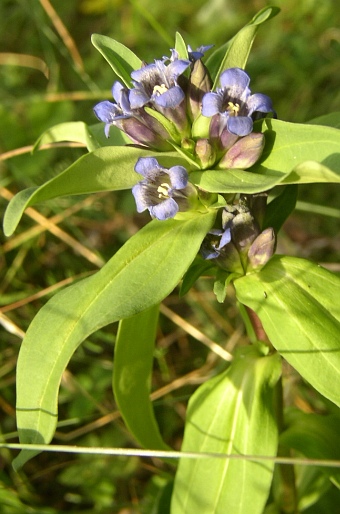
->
[[3, 6, 340, 513]]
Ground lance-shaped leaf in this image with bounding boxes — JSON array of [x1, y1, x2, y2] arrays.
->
[[33, 121, 130, 152], [174, 32, 189, 60], [234, 255, 340, 407], [114, 304, 170, 451], [3, 148, 182, 237], [13, 211, 216, 470], [190, 167, 287, 194], [254, 119, 340, 183], [91, 34, 142, 87], [171, 345, 281, 514], [206, 6, 280, 88]]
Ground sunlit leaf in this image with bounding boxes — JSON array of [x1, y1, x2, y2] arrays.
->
[[171, 345, 281, 514], [234, 255, 340, 407], [174, 32, 188, 60], [207, 6, 280, 88], [13, 211, 216, 470], [254, 119, 340, 184], [91, 34, 142, 87], [33, 121, 100, 152], [190, 167, 287, 194], [3, 148, 182, 236]]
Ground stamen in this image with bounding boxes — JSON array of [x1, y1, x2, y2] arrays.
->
[[157, 182, 171, 199], [153, 84, 168, 96], [227, 102, 240, 116]]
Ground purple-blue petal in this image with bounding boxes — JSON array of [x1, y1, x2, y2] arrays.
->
[[166, 59, 190, 79], [219, 68, 251, 100], [247, 93, 274, 115], [201, 92, 223, 117], [93, 101, 116, 123], [201, 247, 220, 260], [131, 183, 149, 213], [129, 88, 150, 109], [168, 165, 188, 189], [134, 157, 161, 178], [131, 63, 158, 82], [218, 228, 232, 249], [227, 116, 253, 136], [150, 198, 179, 220], [112, 81, 124, 102], [153, 85, 184, 108]]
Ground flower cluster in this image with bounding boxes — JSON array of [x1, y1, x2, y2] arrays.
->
[[94, 43, 277, 276], [94, 46, 275, 171], [200, 195, 276, 274]]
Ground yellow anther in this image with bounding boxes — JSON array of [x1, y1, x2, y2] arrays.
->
[[227, 101, 240, 116], [157, 182, 170, 199], [153, 84, 168, 96]]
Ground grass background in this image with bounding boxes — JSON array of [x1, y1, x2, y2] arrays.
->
[[0, 0, 339, 512]]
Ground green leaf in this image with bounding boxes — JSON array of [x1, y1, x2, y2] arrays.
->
[[13, 211, 216, 470], [308, 112, 340, 129], [171, 345, 281, 514], [3, 148, 182, 236], [207, 6, 280, 88], [88, 122, 132, 147], [114, 304, 169, 450], [234, 255, 340, 407], [91, 34, 142, 87], [179, 257, 215, 297], [33, 120, 131, 152], [263, 185, 298, 233], [280, 409, 340, 489], [254, 119, 340, 184], [190, 167, 287, 194], [174, 32, 188, 60], [33, 121, 100, 152]]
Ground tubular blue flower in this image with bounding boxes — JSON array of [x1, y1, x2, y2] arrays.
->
[[93, 81, 171, 150], [129, 58, 190, 110], [132, 157, 194, 220], [94, 82, 132, 137], [202, 67, 275, 136]]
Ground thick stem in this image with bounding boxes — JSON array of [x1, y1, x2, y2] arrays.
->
[[245, 306, 269, 343]]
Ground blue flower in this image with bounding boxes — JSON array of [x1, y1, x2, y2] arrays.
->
[[132, 157, 192, 220], [187, 44, 214, 62], [93, 82, 132, 137], [202, 68, 275, 136], [129, 58, 190, 110], [93, 81, 171, 150]]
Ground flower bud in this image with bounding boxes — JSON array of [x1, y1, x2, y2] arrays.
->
[[218, 132, 265, 169], [194, 138, 216, 169], [247, 227, 276, 270], [241, 193, 268, 229], [229, 212, 259, 254], [188, 59, 213, 119], [118, 116, 172, 151]]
